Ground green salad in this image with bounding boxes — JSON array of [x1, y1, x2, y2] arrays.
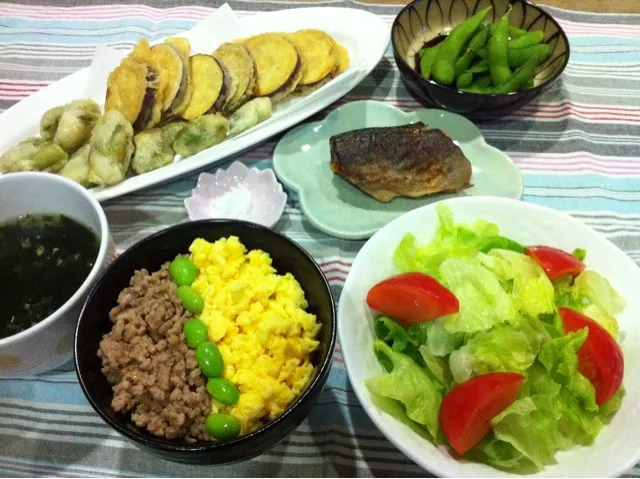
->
[[365, 205, 626, 472]]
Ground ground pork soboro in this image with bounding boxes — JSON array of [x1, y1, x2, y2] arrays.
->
[[98, 262, 211, 442]]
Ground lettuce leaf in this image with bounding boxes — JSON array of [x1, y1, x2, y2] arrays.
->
[[491, 394, 563, 469], [419, 344, 454, 389], [392, 204, 515, 279], [374, 316, 419, 361], [366, 340, 443, 440], [448, 325, 541, 383], [553, 270, 625, 338], [439, 257, 520, 333], [480, 249, 556, 319], [469, 437, 538, 473], [425, 319, 465, 356]]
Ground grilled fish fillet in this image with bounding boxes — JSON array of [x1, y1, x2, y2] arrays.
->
[[329, 123, 472, 202]]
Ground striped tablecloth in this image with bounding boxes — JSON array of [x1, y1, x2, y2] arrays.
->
[[1, 1, 639, 477]]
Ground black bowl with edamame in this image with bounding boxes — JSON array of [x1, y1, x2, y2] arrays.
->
[[74, 219, 336, 465], [391, 0, 570, 119]]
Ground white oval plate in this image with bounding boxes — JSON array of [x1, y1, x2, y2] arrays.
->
[[0, 6, 389, 202], [338, 196, 640, 478]]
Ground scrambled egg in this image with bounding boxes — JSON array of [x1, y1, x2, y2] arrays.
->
[[189, 236, 321, 434]]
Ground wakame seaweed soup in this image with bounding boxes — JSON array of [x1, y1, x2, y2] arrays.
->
[[0, 214, 99, 339]]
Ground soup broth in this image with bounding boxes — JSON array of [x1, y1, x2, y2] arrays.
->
[[0, 214, 99, 340]]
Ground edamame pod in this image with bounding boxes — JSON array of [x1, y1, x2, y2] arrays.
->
[[461, 74, 492, 93], [419, 44, 441, 80], [488, 56, 538, 94], [519, 78, 535, 91], [432, 6, 492, 85], [467, 59, 489, 73], [508, 44, 550, 67], [508, 30, 544, 49], [471, 74, 493, 90], [489, 24, 529, 38], [456, 71, 474, 89], [454, 26, 489, 78], [488, 12, 512, 87], [508, 26, 529, 38]]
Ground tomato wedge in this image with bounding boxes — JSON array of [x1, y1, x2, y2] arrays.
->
[[440, 372, 524, 455], [525, 245, 586, 281], [366, 272, 459, 326], [559, 307, 624, 405]]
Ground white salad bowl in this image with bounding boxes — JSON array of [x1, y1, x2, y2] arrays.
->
[[338, 196, 640, 477], [0, 172, 116, 377]]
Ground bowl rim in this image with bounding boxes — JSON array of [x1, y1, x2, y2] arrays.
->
[[337, 196, 640, 477], [0, 172, 111, 348], [390, 0, 571, 98], [74, 218, 337, 453]]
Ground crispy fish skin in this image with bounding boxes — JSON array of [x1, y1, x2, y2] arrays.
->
[[289, 29, 338, 86], [213, 43, 256, 114], [181, 54, 225, 121], [329, 124, 472, 203], [243, 33, 300, 97]]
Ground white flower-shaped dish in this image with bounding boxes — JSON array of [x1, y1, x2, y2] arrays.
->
[[184, 161, 287, 228]]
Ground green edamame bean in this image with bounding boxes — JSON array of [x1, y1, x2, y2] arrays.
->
[[205, 413, 240, 441], [519, 78, 535, 91], [508, 26, 528, 38], [488, 12, 512, 87], [432, 6, 491, 85], [456, 71, 473, 90], [488, 56, 538, 94], [177, 285, 204, 314], [419, 44, 441, 80], [207, 378, 240, 406], [460, 74, 492, 93], [508, 30, 544, 49], [454, 25, 489, 78], [477, 48, 488, 60], [183, 318, 208, 349], [508, 44, 550, 68], [467, 59, 489, 73], [170, 257, 197, 286], [489, 24, 529, 39], [196, 341, 224, 378], [472, 74, 493, 90]]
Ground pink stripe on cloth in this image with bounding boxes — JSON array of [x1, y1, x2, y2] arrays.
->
[[511, 153, 640, 175], [0, 4, 639, 38]]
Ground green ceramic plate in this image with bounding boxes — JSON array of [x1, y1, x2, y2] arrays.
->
[[273, 100, 523, 240]]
